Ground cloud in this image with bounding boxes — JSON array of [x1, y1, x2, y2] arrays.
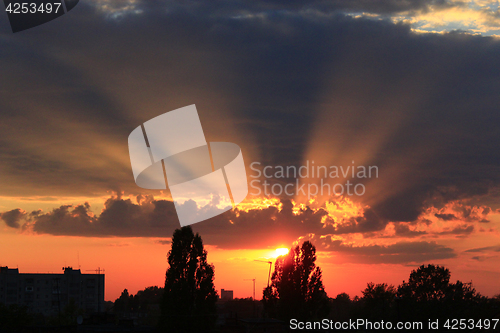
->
[[12, 196, 332, 246], [437, 224, 474, 236], [87, 0, 452, 14], [1, 190, 479, 265], [430, 201, 492, 225], [3, 195, 389, 250], [19, 195, 180, 237], [329, 208, 389, 234], [310, 0, 460, 15], [0, 208, 25, 228], [393, 223, 427, 238], [93, 0, 499, 36], [306, 235, 456, 264], [2, 194, 469, 261], [0, 0, 499, 259], [435, 213, 457, 221], [192, 198, 336, 249], [465, 245, 500, 253]]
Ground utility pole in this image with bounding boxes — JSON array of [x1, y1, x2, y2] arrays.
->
[[254, 260, 272, 288], [244, 278, 256, 318], [243, 278, 256, 300]]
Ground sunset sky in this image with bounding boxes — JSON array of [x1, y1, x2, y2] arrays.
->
[[1, 0, 500, 302]]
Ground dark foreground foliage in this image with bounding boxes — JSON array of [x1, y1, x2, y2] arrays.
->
[[158, 226, 218, 332]]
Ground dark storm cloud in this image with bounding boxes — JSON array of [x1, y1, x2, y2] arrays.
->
[[311, 0, 459, 14], [7, 195, 391, 250], [11, 197, 332, 245], [0, 191, 470, 265], [192, 198, 334, 248], [0, 0, 499, 239], [0, 208, 25, 228], [3, 194, 470, 251], [141, 0, 459, 16], [21, 196, 180, 237], [1, 194, 456, 265], [322, 208, 389, 235]]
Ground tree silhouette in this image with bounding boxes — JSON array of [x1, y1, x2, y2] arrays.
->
[[159, 226, 218, 332], [362, 282, 396, 303], [134, 286, 164, 311], [115, 287, 164, 314], [114, 289, 131, 313], [398, 264, 451, 302], [360, 283, 397, 320], [397, 264, 481, 320], [262, 241, 329, 321], [332, 293, 352, 321]]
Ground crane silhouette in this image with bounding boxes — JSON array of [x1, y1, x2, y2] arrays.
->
[[254, 260, 272, 288]]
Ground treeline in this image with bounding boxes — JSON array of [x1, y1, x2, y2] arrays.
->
[[110, 229, 499, 332], [261, 240, 500, 324], [113, 286, 163, 314], [3, 226, 498, 332], [330, 266, 500, 324]]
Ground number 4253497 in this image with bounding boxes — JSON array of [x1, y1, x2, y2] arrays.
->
[[444, 318, 499, 330], [5, 2, 62, 14]]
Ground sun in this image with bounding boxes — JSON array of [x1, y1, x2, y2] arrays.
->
[[275, 247, 289, 257]]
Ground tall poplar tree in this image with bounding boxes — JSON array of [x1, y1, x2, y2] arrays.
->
[[262, 241, 329, 320], [159, 226, 218, 332]]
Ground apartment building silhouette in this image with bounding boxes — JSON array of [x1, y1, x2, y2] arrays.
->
[[0, 266, 104, 316]]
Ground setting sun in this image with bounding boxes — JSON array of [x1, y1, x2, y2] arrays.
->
[[275, 248, 289, 257]]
